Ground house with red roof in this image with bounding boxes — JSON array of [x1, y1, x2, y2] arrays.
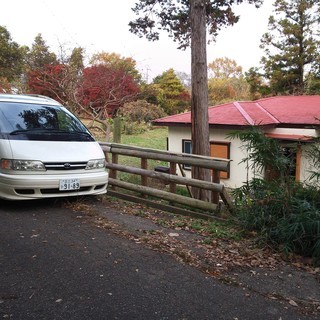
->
[[153, 96, 320, 188]]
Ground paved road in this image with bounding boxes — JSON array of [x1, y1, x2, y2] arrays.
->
[[0, 197, 315, 320]]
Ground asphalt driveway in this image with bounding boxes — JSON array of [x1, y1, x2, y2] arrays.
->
[[0, 197, 316, 320]]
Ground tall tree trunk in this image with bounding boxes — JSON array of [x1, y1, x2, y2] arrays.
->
[[190, 0, 211, 201]]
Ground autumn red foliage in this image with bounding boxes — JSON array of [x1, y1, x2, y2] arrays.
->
[[27, 64, 67, 103], [78, 64, 140, 118]]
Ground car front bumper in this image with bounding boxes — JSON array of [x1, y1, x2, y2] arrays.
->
[[0, 171, 108, 200]]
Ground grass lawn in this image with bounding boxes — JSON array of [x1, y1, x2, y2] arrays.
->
[[121, 127, 168, 150], [117, 127, 169, 182], [121, 127, 169, 181], [91, 125, 169, 183], [82, 118, 168, 151]]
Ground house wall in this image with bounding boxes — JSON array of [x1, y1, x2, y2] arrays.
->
[[264, 127, 317, 136], [168, 126, 318, 189], [168, 126, 255, 188]]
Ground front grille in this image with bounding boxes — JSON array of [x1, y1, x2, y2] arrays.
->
[[41, 186, 91, 194], [44, 161, 87, 170]]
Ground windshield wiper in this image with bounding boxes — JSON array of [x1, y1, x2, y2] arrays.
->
[[10, 128, 92, 138], [10, 128, 67, 135], [10, 128, 45, 135], [70, 131, 92, 137]]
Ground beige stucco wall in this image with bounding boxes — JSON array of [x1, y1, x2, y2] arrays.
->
[[168, 126, 318, 189], [168, 126, 255, 188]]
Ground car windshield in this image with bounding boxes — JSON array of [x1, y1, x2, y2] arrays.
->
[[0, 102, 92, 140]]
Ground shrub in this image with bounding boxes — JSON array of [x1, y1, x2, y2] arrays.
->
[[270, 198, 320, 259], [122, 121, 149, 135], [119, 100, 166, 124], [230, 127, 320, 265], [233, 180, 320, 264]]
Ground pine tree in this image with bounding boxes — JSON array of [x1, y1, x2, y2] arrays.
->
[[0, 26, 24, 83], [260, 0, 320, 95], [153, 68, 190, 115], [26, 34, 57, 70]]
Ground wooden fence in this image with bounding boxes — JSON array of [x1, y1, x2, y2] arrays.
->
[[99, 142, 232, 220]]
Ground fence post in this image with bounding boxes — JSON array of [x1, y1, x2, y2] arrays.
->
[[113, 117, 121, 143], [141, 158, 148, 198], [212, 170, 220, 204], [169, 162, 177, 194], [110, 153, 118, 190]]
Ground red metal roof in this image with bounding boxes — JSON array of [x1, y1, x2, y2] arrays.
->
[[153, 96, 320, 127]]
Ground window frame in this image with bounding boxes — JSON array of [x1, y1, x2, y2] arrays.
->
[[182, 139, 231, 179], [210, 141, 231, 179], [182, 139, 192, 170]]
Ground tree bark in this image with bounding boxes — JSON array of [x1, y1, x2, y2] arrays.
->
[[190, 0, 211, 201]]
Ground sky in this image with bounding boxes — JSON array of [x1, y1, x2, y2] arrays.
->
[[0, 0, 275, 82]]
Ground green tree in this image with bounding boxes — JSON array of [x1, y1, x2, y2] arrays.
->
[[305, 53, 320, 94], [245, 67, 271, 100], [69, 47, 85, 74], [260, 0, 320, 95], [0, 25, 24, 87], [129, 0, 263, 201], [26, 34, 58, 70], [208, 57, 250, 104], [153, 68, 190, 115]]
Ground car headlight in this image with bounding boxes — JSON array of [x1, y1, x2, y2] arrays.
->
[[85, 159, 106, 170], [1, 159, 46, 171]]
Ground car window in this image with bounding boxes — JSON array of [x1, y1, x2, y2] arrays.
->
[[1, 103, 82, 132], [0, 102, 93, 141]]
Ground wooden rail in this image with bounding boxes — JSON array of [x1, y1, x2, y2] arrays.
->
[[99, 142, 232, 219]]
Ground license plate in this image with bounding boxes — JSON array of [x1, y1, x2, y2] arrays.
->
[[59, 179, 80, 191]]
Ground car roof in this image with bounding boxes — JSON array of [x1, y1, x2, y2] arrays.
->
[[0, 94, 62, 106]]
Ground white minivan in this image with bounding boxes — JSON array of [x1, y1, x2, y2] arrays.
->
[[0, 94, 108, 200]]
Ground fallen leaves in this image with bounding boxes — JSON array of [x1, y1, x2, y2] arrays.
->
[[168, 232, 179, 237], [289, 299, 299, 307], [64, 196, 320, 317]]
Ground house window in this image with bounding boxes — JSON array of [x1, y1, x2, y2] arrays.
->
[[182, 140, 230, 179], [182, 139, 192, 154], [210, 141, 230, 179], [182, 139, 192, 169]]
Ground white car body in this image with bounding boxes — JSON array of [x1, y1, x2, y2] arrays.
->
[[0, 94, 108, 200]]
